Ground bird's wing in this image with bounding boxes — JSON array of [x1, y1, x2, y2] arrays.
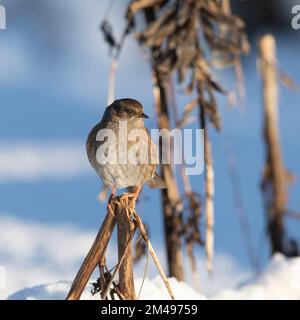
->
[[86, 121, 107, 170]]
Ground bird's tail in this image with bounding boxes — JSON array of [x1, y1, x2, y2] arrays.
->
[[147, 172, 167, 189]]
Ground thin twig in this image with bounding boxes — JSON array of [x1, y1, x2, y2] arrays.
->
[[132, 210, 176, 300], [107, 58, 118, 105], [138, 246, 149, 299], [222, 139, 260, 274], [285, 210, 300, 220], [102, 226, 136, 300]]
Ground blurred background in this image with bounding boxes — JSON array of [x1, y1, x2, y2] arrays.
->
[[0, 0, 300, 298]]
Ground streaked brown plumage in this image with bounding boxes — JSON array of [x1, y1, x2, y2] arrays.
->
[[86, 98, 165, 203]]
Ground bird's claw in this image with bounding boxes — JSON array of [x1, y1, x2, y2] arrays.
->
[[107, 201, 116, 217]]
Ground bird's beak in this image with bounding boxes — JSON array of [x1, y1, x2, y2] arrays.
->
[[141, 113, 149, 119]]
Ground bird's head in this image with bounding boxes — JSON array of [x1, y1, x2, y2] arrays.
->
[[103, 98, 149, 122]]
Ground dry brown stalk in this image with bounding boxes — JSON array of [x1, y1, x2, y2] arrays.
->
[[66, 208, 116, 300], [203, 125, 215, 273], [125, 0, 248, 278], [146, 7, 185, 282], [116, 197, 137, 300], [67, 194, 175, 300], [259, 34, 287, 255], [101, 224, 136, 300], [221, 0, 247, 104], [132, 210, 176, 300]]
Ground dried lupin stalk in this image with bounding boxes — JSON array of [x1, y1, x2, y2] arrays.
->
[[203, 129, 215, 273], [126, 0, 248, 128], [259, 34, 299, 257], [67, 195, 175, 300], [126, 0, 248, 273]]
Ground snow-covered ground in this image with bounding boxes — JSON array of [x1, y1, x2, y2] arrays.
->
[[212, 254, 300, 300], [7, 254, 300, 300], [1, 214, 300, 300], [8, 277, 206, 300]]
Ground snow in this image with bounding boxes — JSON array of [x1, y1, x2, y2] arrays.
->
[[213, 254, 300, 300], [1, 214, 300, 300], [135, 277, 206, 300], [7, 254, 300, 300], [8, 277, 206, 300], [0, 214, 98, 299], [8, 282, 72, 301], [0, 214, 248, 299]]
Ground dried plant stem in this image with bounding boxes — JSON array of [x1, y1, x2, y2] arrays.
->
[[153, 77, 184, 281], [169, 82, 202, 287], [148, 37, 184, 280], [222, 140, 260, 274], [186, 243, 201, 292], [108, 58, 118, 105], [67, 194, 174, 300], [102, 226, 136, 300], [116, 199, 136, 300], [137, 246, 149, 299], [204, 134, 215, 273], [98, 255, 108, 300], [199, 105, 215, 273], [102, 202, 175, 300], [285, 210, 300, 220], [132, 211, 176, 300], [66, 209, 116, 300], [221, 0, 246, 104], [259, 34, 287, 255], [168, 81, 193, 194], [143, 6, 184, 282]]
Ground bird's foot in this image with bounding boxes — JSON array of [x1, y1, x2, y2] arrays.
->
[[120, 193, 139, 211], [121, 187, 141, 205], [122, 192, 137, 200], [106, 187, 117, 217], [107, 201, 115, 217]]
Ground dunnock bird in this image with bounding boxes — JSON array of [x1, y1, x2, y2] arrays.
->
[[86, 98, 166, 212]]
